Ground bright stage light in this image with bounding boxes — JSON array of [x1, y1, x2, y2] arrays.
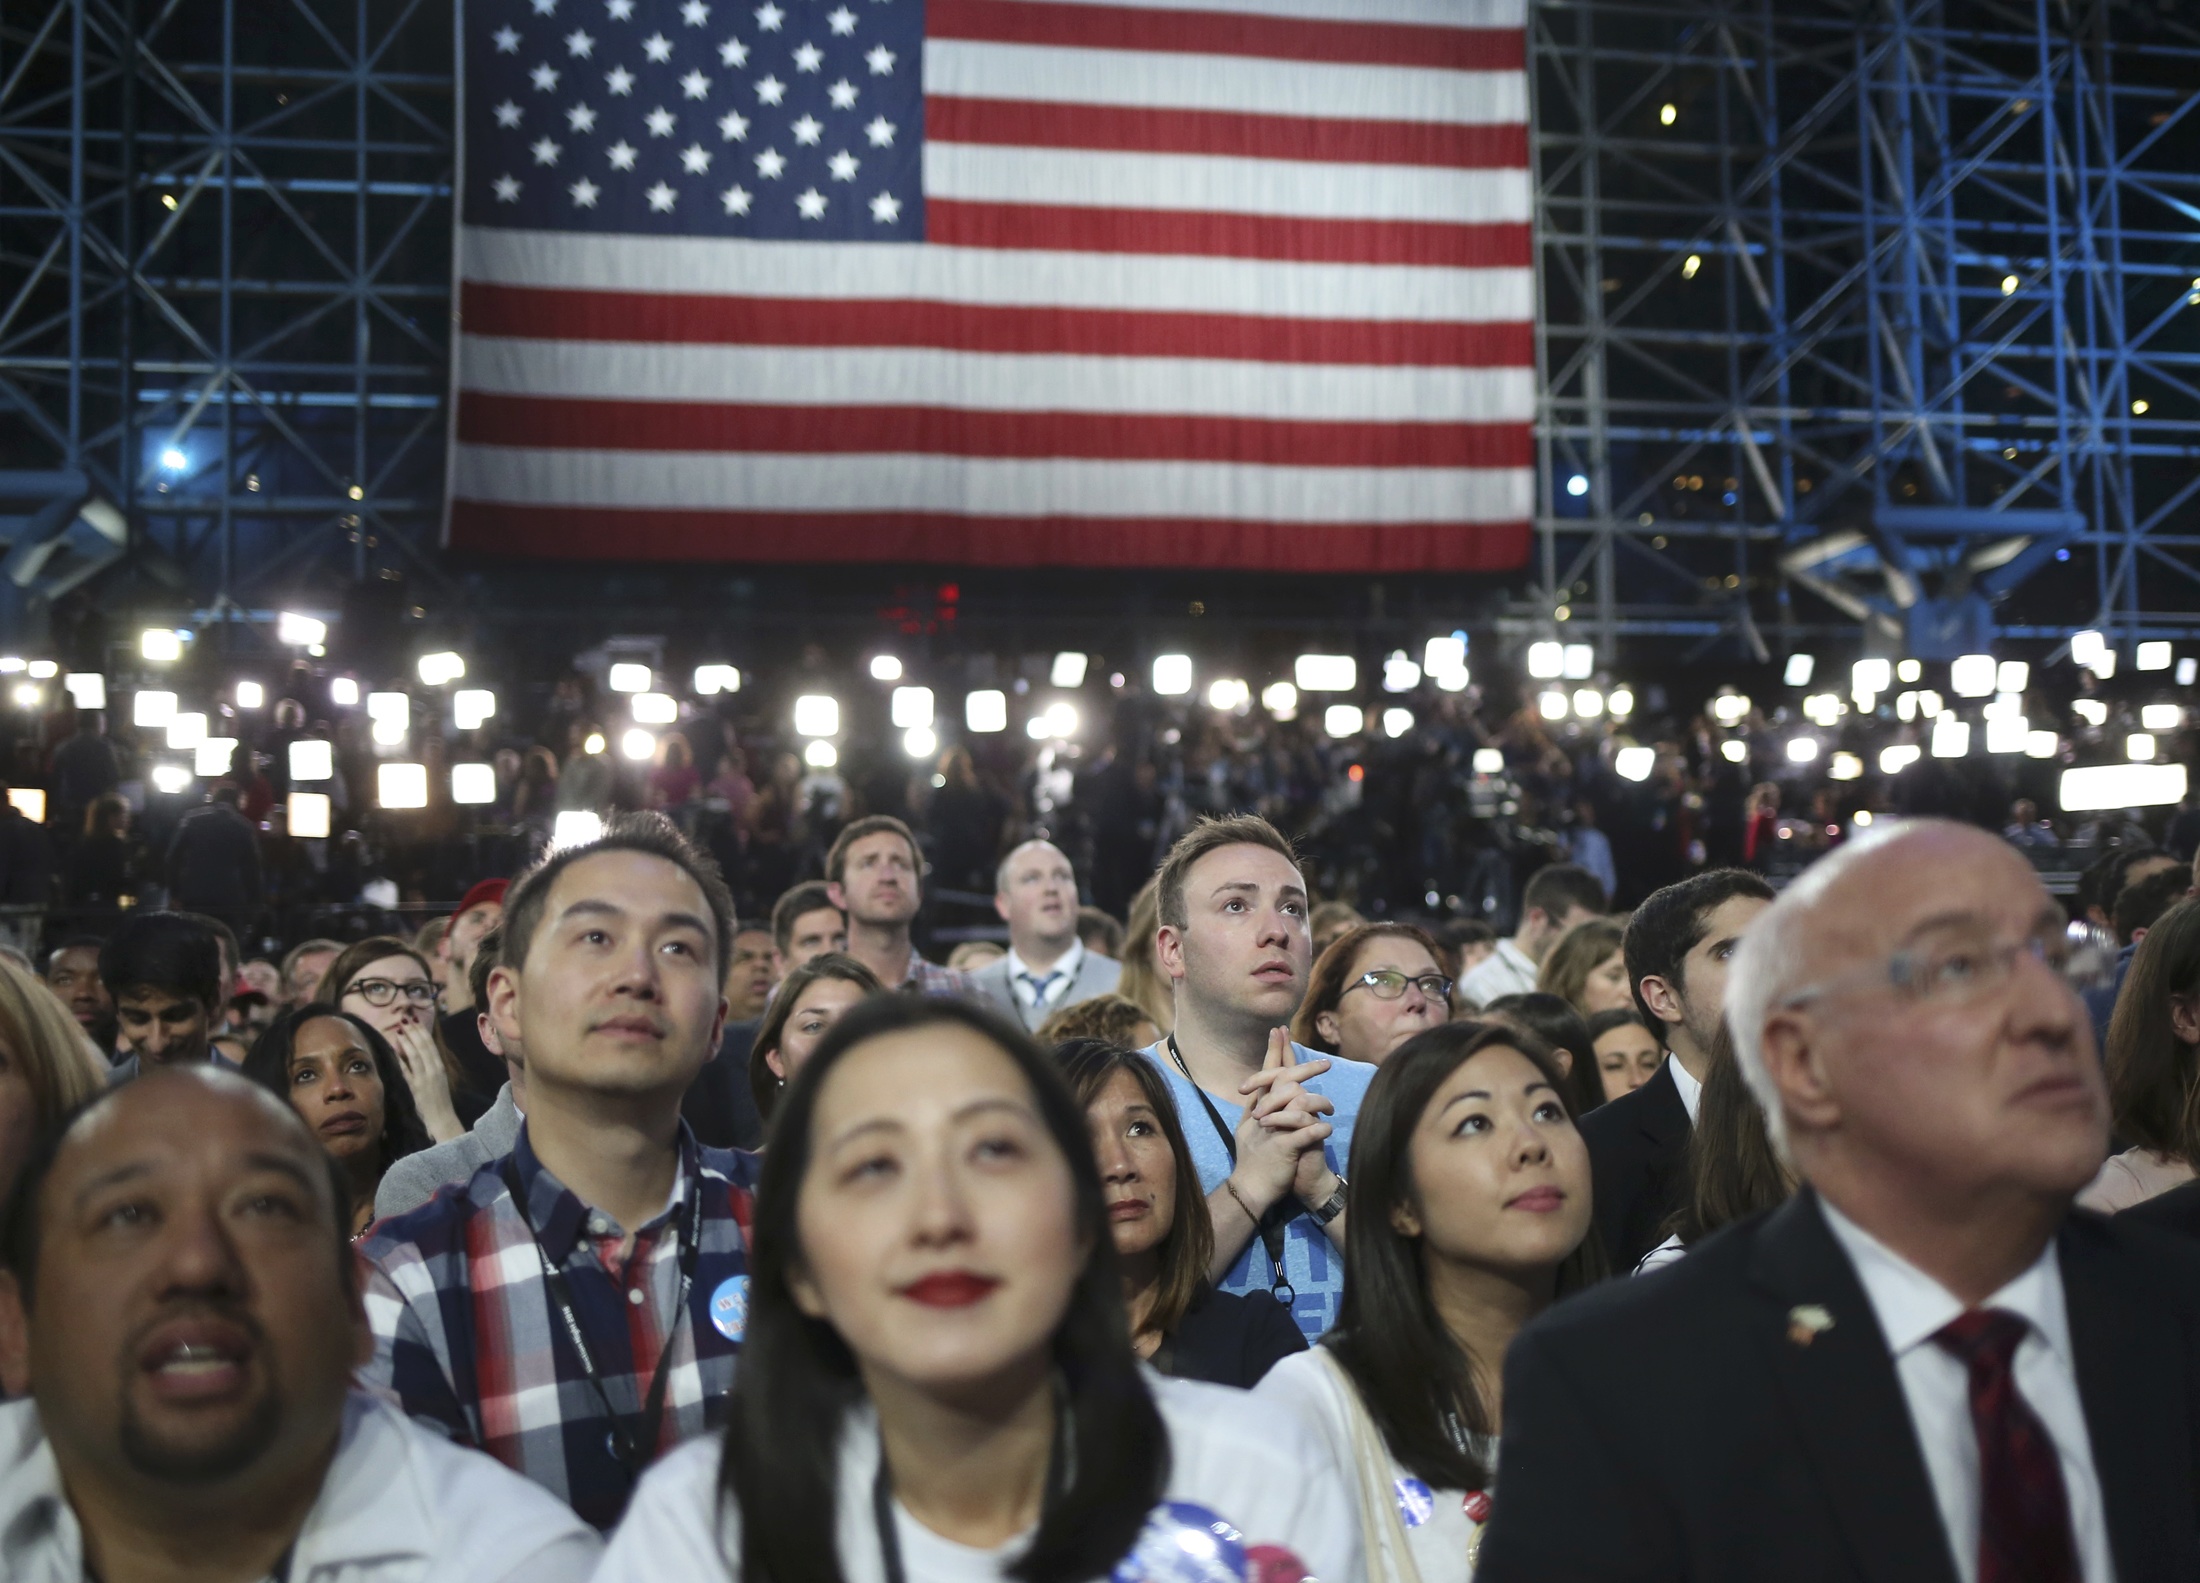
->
[[608, 663, 651, 693], [196, 739, 236, 777], [150, 764, 193, 795], [2073, 699, 2108, 727], [288, 793, 331, 839], [330, 678, 359, 706], [277, 612, 326, 647], [869, 655, 902, 681], [1383, 652, 1421, 692], [621, 729, 657, 761], [1208, 678, 1250, 712], [452, 763, 496, 804], [1853, 658, 1892, 697], [1949, 654, 1996, 698], [167, 712, 206, 750], [793, 695, 839, 737], [804, 741, 838, 769], [378, 763, 428, 810], [1986, 717, 2030, 754], [1931, 718, 1970, 758], [1472, 748, 1505, 774], [1881, 744, 1921, 774], [455, 690, 496, 730], [2138, 641, 2172, 672], [2027, 730, 2059, 758], [892, 687, 934, 728], [1153, 655, 1193, 696], [553, 811, 604, 849], [1615, 745, 1654, 781], [694, 664, 740, 695], [289, 740, 333, 781], [632, 692, 677, 725], [1787, 737, 1818, 763], [1720, 739, 1748, 763], [141, 629, 182, 663], [1997, 661, 2029, 693], [1608, 687, 1634, 717], [2061, 762, 2187, 811], [1829, 752, 1863, 781], [417, 652, 465, 686], [2142, 704, 2182, 731], [235, 681, 264, 710], [1784, 654, 1815, 686], [1562, 644, 1594, 679], [1538, 690, 1569, 721], [1323, 704, 1365, 738], [1051, 652, 1088, 688], [903, 726, 937, 759], [2128, 733, 2157, 761], [7, 789, 43, 823], [1296, 655, 1355, 692], [1383, 708, 1414, 738], [1526, 642, 1563, 679], [1260, 681, 1297, 718], [966, 690, 1007, 733]]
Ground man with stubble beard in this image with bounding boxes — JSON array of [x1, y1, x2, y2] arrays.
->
[[0, 1065, 596, 1583]]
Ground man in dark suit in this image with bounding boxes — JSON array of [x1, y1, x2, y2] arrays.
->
[[1579, 868, 1773, 1269], [1479, 819, 2200, 1582]]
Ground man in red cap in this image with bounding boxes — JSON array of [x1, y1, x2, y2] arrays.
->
[[437, 878, 508, 1095]]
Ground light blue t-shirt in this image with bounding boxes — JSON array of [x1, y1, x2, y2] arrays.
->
[[1140, 1039, 1378, 1342]]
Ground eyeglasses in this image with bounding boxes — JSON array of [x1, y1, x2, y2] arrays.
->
[[1782, 921, 2115, 1012], [344, 977, 440, 1009], [1342, 968, 1455, 1004]]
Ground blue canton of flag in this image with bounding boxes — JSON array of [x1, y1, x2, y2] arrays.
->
[[466, 0, 925, 239]]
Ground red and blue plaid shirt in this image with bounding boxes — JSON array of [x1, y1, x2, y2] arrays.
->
[[357, 1121, 760, 1530]]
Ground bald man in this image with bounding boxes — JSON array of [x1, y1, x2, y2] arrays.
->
[[1478, 819, 2200, 1583], [968, 839, 1121, 1031], [0, 1066, 598, 1582]]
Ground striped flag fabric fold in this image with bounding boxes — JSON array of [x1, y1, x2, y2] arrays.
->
[[449, 0, 1533, 570]]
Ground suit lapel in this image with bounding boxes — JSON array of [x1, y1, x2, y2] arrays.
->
[[1640, 1059, 1689, 1149], [1748, 1193, 1961, 1583], [2058, 1216, 2196, 1583]]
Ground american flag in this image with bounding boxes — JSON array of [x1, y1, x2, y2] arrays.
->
[[448, 0, 1533, 571]]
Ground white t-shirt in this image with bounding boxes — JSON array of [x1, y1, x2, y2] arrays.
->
[[1254, 1350, 1490, 1583], [595, 1373, 1361, 1583]]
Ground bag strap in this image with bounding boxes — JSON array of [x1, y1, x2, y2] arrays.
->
[[1316, 1350, 1430, 1583]]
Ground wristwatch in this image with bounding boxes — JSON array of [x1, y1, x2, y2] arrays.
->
[[1306, 1175, 1349, 1227]]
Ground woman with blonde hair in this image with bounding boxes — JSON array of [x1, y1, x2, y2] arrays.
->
[[1116, 877, 1174, 1035], [0, 954, 108, 1204]]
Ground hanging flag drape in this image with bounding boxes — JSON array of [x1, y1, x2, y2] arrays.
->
[[448, 0, 1533, 570]]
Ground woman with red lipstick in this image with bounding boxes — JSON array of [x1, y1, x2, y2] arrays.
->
[[1058, 1039, 1307, 1387], [243, 1006, 432, 1237], [595, 996, 1358, 1583], [1256, 1022, 1600, 1581]]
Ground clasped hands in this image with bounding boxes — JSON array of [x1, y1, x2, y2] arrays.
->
[[1225, 1027, 1341, 1219]]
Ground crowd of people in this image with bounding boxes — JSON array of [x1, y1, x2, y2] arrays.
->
[[0, 782, 2196, 1583]]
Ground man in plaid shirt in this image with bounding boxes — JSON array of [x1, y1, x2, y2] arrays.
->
[[358, 814, 759, 1530], [825, 815, 973, 999]]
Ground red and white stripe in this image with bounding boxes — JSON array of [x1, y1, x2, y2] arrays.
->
[[449, 0, 1533, 571]]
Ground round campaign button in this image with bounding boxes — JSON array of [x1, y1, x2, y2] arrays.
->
[[1393, 1476, 1435, 1528], [709, 1274, 750, 1342], [1110, 1501, 1247, 1583]]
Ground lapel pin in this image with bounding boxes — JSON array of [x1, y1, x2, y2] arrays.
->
[[1787, 1304, 1835, 1347]]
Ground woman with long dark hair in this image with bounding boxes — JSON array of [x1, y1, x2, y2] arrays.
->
[[1477, 992, 1608, 1119], [1057, 1038, 1306, 1387], [242, 1005, 432, 1236], [595, 996, 1356, 1583], [1635, 1023, 1792, 1273], [1255, 1021, 1600, 1581], [2083, 897, 2200, 1209]]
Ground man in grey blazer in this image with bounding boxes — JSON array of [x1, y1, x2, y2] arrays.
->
[[970, 839, 1121, 1032]]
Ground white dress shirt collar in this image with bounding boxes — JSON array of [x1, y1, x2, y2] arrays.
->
[[1817, 1196, 2070, 1364], [1005, 939, 1083, 1001], [1666, 1051, 1704, 1124]]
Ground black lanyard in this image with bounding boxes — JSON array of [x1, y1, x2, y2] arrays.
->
[[500, 1158, 705, 1481], [1166, 1034, 1297, 1306], [873, 1392, 1072, 1583]]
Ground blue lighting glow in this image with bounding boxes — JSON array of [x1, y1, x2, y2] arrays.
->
[[158, 447, 187, 472], [1565, 474, 1590, 497]]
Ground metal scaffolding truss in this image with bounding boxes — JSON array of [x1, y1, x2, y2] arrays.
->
[[0, 0, 453, 642], [1529, 0, 2200, 661]]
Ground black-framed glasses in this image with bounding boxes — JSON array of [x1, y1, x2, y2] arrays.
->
[[1782, 921, 2114, 1012], [1342, 968, 1454, 1003], [343, 977, 439, 1009]]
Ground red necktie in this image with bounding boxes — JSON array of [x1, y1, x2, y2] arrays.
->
[[1932, 1308, 2080, 1583]]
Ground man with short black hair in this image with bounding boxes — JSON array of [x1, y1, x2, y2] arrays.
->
[[823, 814, 966, 995], [970, 839, 1122, 1031], [1457, 861, 1609, 1007], [723, 925, 775, 1023], [44, 936, 113, 1051], [1141, 814, 1364, 1341], [1583, 867, 1775, 1269], [768, 880, 845, 976], [360, 812, 760, 1529], [0, 1065, 599, 1581], [99, 912, 225, 1082]]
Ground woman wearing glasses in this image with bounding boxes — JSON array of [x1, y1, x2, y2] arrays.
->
[[1293, 923, 1455, 1068], [316, 935, 477, 1141]]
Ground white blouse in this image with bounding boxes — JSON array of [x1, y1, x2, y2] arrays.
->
[[595, 1373, 1362, 1583], [1254, 1350, 1492, 1583]]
